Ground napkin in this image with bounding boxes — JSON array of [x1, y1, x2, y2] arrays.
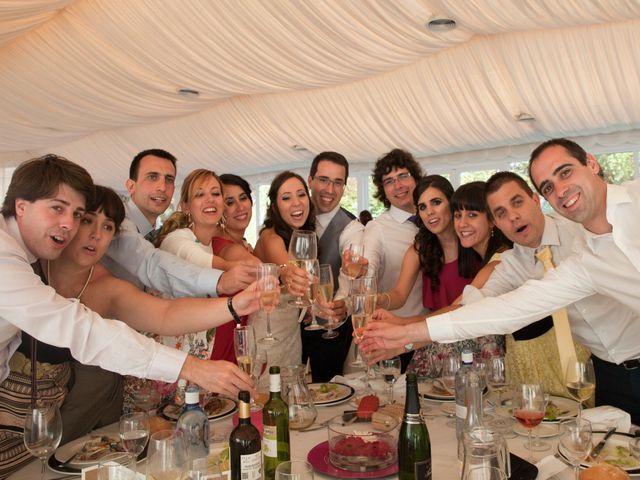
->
[[534, 455, 568, 480], [581, 405, 632, 433]]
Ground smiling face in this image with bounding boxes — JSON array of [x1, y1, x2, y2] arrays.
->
[[487, 180, 545, 248], [14, 183, 86, 260], [454, 208, 492, 254], [183, 175, 224, 229], [222, 183, 252, 233], [125, 154, 176, 226], [417, 186, 452, 236], [530, 145, 606, 231], [276, 177, 310, 229], [381, 167, 416, 213], [308, 160, 346, 214], [62, 209, 116, 267]]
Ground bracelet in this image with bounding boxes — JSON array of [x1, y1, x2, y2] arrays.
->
[[227, 297, 242, 325]]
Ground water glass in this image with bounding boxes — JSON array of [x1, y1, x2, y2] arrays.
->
[[275, 460, 314, 480], [23, 401, 62, 480], [558, 418, 592, 480], [147, 429, 189, 480], [379, 356, 401, 403]]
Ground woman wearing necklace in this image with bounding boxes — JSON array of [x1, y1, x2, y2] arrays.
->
[[8, 186, 266, 449]]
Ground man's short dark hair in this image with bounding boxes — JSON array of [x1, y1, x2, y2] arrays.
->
[[372, 148, 423, 209], [309, 151, 349, 179], [129, 149, 177, 181], [528, 138, 603, 192], [485, 171, 534, 204], [2, 154, 94, 218]]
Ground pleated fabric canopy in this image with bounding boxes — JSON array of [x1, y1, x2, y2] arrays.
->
[[1, 0, 640, 187]]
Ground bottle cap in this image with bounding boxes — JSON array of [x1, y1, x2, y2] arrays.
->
[[461, 351, 473, 364], [269, 365, 280, 375], [238, 390, 250, 404], [177, 378, 187, 388]]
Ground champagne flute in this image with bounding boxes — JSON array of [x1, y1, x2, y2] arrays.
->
[[119, 411, 150, 477], [349, 273, 377, 367], [311, 264, 338, 337], [234, 325, 264, 410], [558, 418, 592, 480], [512, 384, 547, 462], [23, 401, 62, 480], [288, 230, 317, 307], [147, 429, 189, 480], [304, 260, 323, 331], [564, 357, 595, 419], [379, 356, 401, 403], [352, 291, 377, 383], [257, 263, 280, 344], [341, 243, 367, 279]]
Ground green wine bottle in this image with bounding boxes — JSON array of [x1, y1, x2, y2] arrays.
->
[[398, 373, 431, 480], [263, 366, 290, 480], [230, 390, 262, 480]]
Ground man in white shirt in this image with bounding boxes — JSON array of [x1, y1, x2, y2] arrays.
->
[[102, 148, 255, 297], [0, 155, 254, 393], [362, 148, 426, 369], [303, 152, 363, 381], [363, 139, 640, 422]]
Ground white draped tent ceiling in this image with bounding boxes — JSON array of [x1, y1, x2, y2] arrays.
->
[[1, 0, 640, 188]]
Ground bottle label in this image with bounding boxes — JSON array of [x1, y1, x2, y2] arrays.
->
[[456, 404, 467, 419], [263, 425, 277, 457], [240, 451, 262, 480], [414, 458, 432, 479]]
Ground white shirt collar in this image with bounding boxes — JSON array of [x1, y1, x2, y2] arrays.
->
[[388, 205, 415, 224], [4, 216, 37, 263], [125, 198, 155, 236]]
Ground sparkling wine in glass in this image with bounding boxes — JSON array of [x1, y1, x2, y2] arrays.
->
[[287, 230, 318, 307], [348, 274, 377, 367], [119, 411, 150, 476], [257, 263, 280, 344], [352, 292, 377, 383], [559, 418, 592, 480], [342, 243, 367, 279], [303, 260, 323, 331], [234, 325, 265, 410], [513, 384, 547, 461], [379, 356, 401, 404], [311, 264, 339, 337], [564, 357, 595, 419], [23, 401, 63, 480]]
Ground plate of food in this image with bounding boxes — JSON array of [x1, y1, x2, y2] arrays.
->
[[308, 382, 355, 406], [557, 431, 640, 474], [161, 396, 237, 421], [419, 379, 455, 402], [543, 396, 579, 422], [54, 433, 127, 468]]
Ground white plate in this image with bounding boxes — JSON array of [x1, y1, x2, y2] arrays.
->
[[557, 431, 640, 473], [418, 380, 455, 402], [161, 396, 237, 421], [55, 433, 125, 468], [543, 396, 579, 422], [514, 422, 560, 438], [308, 382, 355, 406]]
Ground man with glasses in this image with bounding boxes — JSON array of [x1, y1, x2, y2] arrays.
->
[[363, 149, 426, 370], [305, 152, 364, 380]]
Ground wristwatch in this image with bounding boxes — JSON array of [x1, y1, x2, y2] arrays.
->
[[403, 343, 414, 352]]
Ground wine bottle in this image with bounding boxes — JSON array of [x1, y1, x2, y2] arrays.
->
[[262, 366, 290, 480], [398, 373, 431, 480], [230, 390, 262, 480], [176, 385, 209, 473]]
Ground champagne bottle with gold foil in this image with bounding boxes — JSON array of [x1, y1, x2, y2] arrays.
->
[[398, 373, 431, 480], [230, 390, 262, 480], [263, 366, 290, 480]]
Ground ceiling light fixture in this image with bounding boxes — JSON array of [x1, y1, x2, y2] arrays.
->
[[427, 16, 457, 32], [178, 88, 200, 98], [291, 144, 309, 152], [514, 112, 536, 122]]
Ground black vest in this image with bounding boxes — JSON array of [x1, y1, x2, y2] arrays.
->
[[317, 207, 356, 293]]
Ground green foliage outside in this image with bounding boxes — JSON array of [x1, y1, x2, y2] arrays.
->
[[597, 152, 635, 184]]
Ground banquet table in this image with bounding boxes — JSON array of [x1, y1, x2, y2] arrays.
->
[[8, 386, 583, 480]]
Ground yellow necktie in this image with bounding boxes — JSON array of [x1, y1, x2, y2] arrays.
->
[[535, 246, 577, 378]]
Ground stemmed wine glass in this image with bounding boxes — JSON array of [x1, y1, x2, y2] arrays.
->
[[486, 356, 514, 435], [234, 325, 267, 409], [257, 263, 280, 344], [351, 291, 377, 384], [312, 264, 342, 338], [23, 401, 63, 480], [287, 230, 318, 307], [379, 356, 401, 404], [349, 274, 377, 368], [564, 357, 595, 420], [119, 411, 150, 477], [147, 429, 189, 480], [512, 384, 547, 462], [558, 418, 593, 480], [304, 260, 323, 331], [341, 243, 367, 279], [440, 355, 460, 393]]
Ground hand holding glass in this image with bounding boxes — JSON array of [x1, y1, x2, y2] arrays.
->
[[342, 243, 367, 279], [288, 230, 318, 307]]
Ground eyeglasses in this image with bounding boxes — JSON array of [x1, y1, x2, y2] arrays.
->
[[382, 172, 412, 187], [314, 176, 345, 189]]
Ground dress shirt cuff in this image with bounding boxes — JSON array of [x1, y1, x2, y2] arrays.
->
[[196, 268, 222, 298], [460, 285, 485, 306], [427, 312, 457, 343], [146, 346, 188, 383]]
